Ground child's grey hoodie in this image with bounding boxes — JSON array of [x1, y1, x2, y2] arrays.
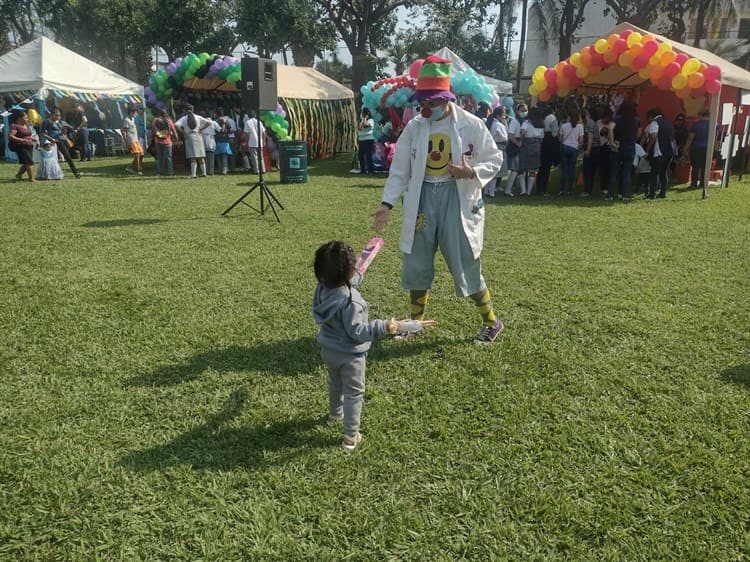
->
[[312, 272, 388, 354]]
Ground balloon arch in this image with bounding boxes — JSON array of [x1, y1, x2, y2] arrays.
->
[[145, 52, 357, 159], [528, 29, 722, 100]]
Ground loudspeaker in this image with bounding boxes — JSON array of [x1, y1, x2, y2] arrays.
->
[[241, 57, 278, 111]]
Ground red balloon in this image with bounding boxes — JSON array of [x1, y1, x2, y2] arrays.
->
[[563, 63, 577, 80], [674, 53, 688, 65], [633, 55, 649, 70], [663, 62, 681, 78], [620, 29, 632, 39], [545, 68, 557, 84], [613, 39, 627, 54], [590, 52, 604, 67], [704, 65, 721, 81], [642, 41, 658, 57], [705, 79, 721, 94]]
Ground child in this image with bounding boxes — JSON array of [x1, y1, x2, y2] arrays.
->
[[122, 106, 143, 175], [37, 140, 64, 180], [312, 240, 433, 450]]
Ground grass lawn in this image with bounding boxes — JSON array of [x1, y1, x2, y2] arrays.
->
[[0, 155, 748, 560]]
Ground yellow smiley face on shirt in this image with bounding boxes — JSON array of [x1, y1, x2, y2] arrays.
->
[[425, 133, 451, 177]]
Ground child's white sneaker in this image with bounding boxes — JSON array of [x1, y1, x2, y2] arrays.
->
[[342, 432, 362, 451]]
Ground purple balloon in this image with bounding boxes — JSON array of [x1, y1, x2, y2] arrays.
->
[[144, 86, 153, 97], [175, 57, 183, 66], [167, 63, 177, 74], [215, 59, 225, 70]]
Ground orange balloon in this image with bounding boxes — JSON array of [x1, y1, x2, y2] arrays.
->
[[588, 65, 601, 77], [688, 72, 705, 88], [661, 51, 676, 65], [675, 87, 690, 99], [629, 44, 643, 57], [639, 68, 650, 79], [603, 50, 618, 64], [619, 52, 633, 67], [649, 65, 664, 80]]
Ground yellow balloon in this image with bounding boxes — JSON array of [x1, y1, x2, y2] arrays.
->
[[683, 58, 700, 75], [672, 73, 688, 90], [595, 38, 608, 54], [533, 65, 546, 80], [27, 108, 41, 126], [576, 65, 589, 78], [570, 52, 582, 67], [627, 32, 643, 48]]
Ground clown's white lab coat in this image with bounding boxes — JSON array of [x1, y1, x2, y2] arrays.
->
[[381, 103, 503, 259]]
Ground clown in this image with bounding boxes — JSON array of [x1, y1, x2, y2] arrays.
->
[[372, 55, 505, 344]]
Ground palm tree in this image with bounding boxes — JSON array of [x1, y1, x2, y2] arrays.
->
[[690, 0, 744, 47]]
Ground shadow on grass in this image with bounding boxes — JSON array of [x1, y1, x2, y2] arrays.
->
[[82, 218, 166, 228], [119, 388, 333, 472], [128, 339, 321, 386], [128, 337, 444, 387], [719, 364, 750, 388]]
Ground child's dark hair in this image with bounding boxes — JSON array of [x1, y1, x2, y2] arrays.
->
[[314, 241, 356, 288]]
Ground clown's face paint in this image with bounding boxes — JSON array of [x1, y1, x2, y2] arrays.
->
[[425, 133, 451, 177]]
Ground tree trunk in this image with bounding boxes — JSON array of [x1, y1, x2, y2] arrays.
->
[[352, 50, 376, 109], [516, 0, 528, 93], [693, 0, 708, 47], [291, 45, 315, 67], [558, 0, 574, 60]]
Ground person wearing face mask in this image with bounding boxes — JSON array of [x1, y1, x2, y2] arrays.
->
[[358, 107, 375, 174], [371, 55, 505, 344]]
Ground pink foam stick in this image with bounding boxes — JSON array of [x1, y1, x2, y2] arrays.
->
[[356, 237, 384, 274]]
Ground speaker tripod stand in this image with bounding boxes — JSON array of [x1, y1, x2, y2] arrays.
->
[[222, 117, 284, 222]]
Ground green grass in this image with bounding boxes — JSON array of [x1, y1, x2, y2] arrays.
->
[[1, 155, 748, 560]]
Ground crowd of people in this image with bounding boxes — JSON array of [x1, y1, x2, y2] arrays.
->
[[472, 97, 712, 201], [6, 101, 284, 182]]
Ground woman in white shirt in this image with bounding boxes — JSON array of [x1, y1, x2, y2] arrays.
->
[[201, 112, 221, 176], [175, 105, 208, 178], [484, 106, 508, 197], [558, 108, 584, 195], [518, 107, 545, 195]]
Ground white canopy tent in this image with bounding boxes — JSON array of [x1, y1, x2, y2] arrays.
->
[[0, 36, 144, 97], [0, 36, 144, 162], [435, 47, 513, 95]]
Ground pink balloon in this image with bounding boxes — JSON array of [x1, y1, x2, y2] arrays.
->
[[408, 59, 424, 79], [705, 79, 721, 94], [664, 62, 681, 79], [642, 41, 658, 57], [704, 65, 721, 81], [674, 53, 689, 65], [620, 29, 632, 39], [613, 39, 627, 54]]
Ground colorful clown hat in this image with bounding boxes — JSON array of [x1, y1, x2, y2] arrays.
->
[[409, 55, 456, 103]]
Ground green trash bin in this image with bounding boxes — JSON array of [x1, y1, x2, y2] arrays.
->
[[279, 140, 308, 184]]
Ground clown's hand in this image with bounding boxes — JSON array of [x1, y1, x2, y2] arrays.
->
[[397, 319, 438, 333], [372, 204, 390, 232], [447, 155, 477, 180]]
